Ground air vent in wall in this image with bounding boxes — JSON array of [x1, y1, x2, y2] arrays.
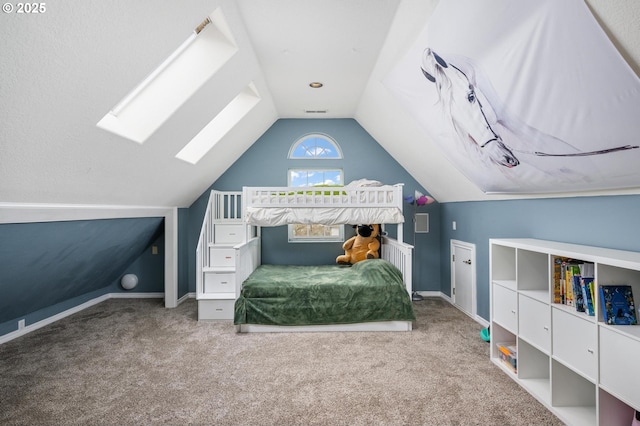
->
[[304, 110, 327, 114], [415, 213, 429, 233]]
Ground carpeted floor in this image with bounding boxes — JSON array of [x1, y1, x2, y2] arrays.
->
[[0, 297, 562, 425]]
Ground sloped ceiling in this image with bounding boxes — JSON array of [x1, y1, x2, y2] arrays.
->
[[1, 0, 639, 207]]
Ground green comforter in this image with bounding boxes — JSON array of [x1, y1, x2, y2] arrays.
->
[[233, 259, 415, 326]]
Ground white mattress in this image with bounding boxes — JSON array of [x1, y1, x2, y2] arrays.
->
[[244, 206, 404, 226]]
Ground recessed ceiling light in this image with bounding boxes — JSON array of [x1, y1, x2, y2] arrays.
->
[[309, 82, 323, 88]]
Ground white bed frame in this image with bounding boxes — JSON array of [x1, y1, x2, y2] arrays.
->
[[196, 185, 414, 332], [236, 235, 413, 333]]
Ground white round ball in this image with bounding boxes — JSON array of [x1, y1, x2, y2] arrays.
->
[[121, 273, 138, 290]]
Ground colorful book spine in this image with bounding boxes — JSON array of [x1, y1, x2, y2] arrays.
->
[[581, 277, 595, 316], [565, 263, 573, 306], [573, 275, 585, 312], [563, 262, 581, 307], [553, 257, 563, 303]]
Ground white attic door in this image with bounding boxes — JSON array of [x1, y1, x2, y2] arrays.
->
[[97, 8, 238, 144]]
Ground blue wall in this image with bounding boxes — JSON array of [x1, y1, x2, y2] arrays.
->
[[187, 118, 440, 293], [440, 194, 640, 320], [0, 217, 164, 335]]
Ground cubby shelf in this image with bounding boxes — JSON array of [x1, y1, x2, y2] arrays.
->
[[490, 238, 640, 426]]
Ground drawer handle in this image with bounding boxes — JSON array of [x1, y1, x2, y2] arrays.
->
[[587, 349, 594, 354], [225, 256, 232, 259], [220, 281, 228, 284], [543, 326, 549, 331], [511, 310, 516, 314]]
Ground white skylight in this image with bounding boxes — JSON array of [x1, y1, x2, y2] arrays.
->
[[175, 83, 261, 164], [97, 8, 238, 144]]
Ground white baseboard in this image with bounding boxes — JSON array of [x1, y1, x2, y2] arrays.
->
[[415, 291, 489, 328], [475, 316, 490, 328], [109, 292, 165, 299], [177, 292, 196, 305], [0, 292, 164, 345], [415, 290, 442, 298]]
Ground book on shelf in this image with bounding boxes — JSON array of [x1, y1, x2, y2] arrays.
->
[[564, 263, 576, 306], [579, 262, 595, 278], [572, 275, 585, 312], [553, 257, 563, 303], [600, 285, 638, 325], [553, 258, 596, 313], [561, 260, 583, 307], [555, 257, 574, 305], [581, 277, 595, 316]]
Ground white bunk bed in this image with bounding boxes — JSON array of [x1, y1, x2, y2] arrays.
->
[[236, 182, 414, 333], [195, 183, 414, 331]]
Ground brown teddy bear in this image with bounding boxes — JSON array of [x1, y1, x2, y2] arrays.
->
[[336, 224, 381, 265]]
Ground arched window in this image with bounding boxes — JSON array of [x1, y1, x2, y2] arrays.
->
[[288, 134, 343, 159], [287, 134, 344, 242]]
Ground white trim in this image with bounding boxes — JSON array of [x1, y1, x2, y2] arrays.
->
[[0, 203, 178, 309], [178, 292, 196, 304], [164, 207, 179, 308], [475, 315, 490, 328], [108, 292, 165, 299], [415, 291, 489, 327], [0, 292, 162, 345], [0, 203, 172, 223], [415, 290, 442, 298]]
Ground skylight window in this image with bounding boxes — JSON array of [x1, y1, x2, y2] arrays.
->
[[96, 8, 238, 144], [175, 83, 261, 164]]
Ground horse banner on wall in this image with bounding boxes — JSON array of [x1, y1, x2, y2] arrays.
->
[[384, 0, 640, 194]]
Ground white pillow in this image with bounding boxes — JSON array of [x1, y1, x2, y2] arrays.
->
[[347, 178, 383, 187]]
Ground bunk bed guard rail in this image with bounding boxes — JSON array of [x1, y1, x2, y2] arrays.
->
[[242, 184, 404, 209]]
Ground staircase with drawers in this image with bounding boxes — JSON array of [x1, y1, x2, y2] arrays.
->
[[196, 190, 259, 320]]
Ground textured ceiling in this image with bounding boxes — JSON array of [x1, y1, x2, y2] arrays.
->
[[1, 0, 639, 207]]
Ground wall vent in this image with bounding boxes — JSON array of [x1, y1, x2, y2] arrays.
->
[[415, 213, 429, 233], [304, 109, 327, 114]]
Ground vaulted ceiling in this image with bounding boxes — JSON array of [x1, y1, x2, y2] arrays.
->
[[2, 0, 639, 207]]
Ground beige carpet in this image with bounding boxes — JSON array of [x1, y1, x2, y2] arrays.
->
[[0, 297, 562, 425]]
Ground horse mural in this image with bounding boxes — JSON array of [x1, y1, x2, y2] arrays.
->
[[421, 48, 520, 169], [419, 48, 638, 187]]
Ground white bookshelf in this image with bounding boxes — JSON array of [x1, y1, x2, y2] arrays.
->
[[490, 238, 640, 426]]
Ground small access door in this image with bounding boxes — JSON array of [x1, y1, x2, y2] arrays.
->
[[451, 239, 476, 318]]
